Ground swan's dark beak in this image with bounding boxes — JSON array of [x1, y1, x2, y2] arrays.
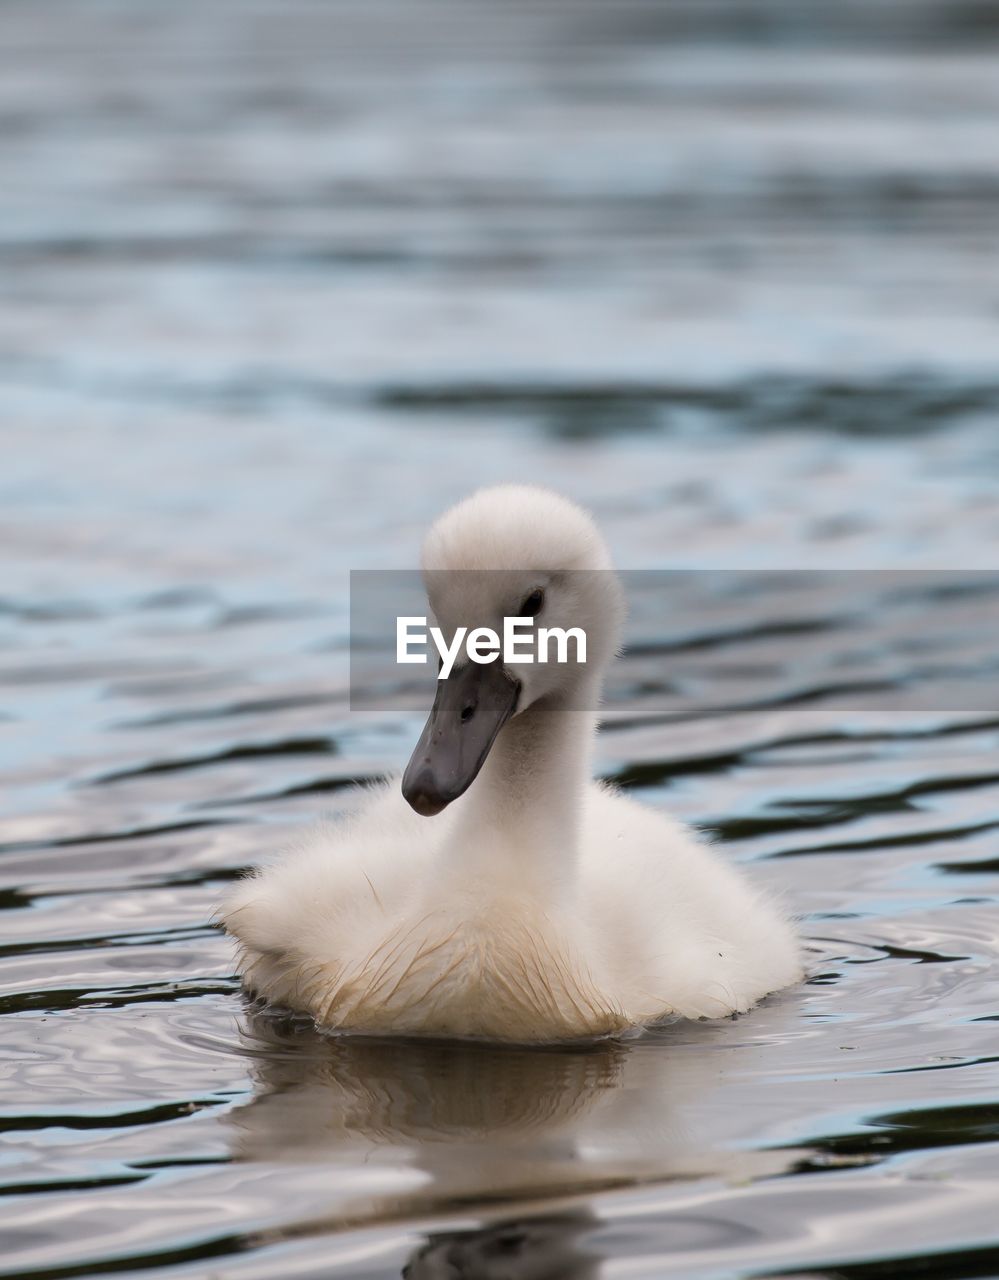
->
[[402, 662, 520, 817]]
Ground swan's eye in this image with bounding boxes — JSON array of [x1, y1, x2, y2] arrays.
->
[[520, 588, 544, 617]]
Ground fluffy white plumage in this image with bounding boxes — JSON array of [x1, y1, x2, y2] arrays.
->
[[222, 485, 801, 1041]]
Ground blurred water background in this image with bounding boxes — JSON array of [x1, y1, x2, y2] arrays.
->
[[2, 2, 999, 1277]]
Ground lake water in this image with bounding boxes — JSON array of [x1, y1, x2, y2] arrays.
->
[[2, 2, 999, 1277]]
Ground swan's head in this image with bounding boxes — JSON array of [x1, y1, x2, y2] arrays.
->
[[402, 485, 623, 816]]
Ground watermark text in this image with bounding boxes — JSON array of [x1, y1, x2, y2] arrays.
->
[[397, 616, 587, 678]]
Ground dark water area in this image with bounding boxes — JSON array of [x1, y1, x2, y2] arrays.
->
[[2, 2, 999, 1277]]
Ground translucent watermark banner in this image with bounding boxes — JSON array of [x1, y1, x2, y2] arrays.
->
[[349, 570, 999, 713]]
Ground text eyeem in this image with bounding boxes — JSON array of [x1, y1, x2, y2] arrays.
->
[[397, 616, 587, 679]]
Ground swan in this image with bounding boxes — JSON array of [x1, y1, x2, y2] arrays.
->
[[222, 485, 801, 1041]]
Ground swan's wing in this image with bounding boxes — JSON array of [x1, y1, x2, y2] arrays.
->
[[579, 783, 802, 1019]]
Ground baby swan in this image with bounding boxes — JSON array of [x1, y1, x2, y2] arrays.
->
[[223, 486, 801, 1041]]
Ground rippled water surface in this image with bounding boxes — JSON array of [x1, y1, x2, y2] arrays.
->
[[3, 2, 999, 1277]]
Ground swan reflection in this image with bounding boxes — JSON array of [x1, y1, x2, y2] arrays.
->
[[225, 1010, 794, 1276], [228, 1010, 639, 1189], [403, 1212, 599, 1280]]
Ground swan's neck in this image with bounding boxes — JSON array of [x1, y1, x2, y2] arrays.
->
[[446, 682, 598, 898]]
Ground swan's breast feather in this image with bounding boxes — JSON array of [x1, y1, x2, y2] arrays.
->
[[227, 875, 628, 1041]]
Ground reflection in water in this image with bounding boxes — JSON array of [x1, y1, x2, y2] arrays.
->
[[225, 1007, 797, 1244], [228, 1010, 635, 1207], [404, 1212, 599, 1280], [229, 1010, 629, 1153], [226, 1014, 646, 1276]]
